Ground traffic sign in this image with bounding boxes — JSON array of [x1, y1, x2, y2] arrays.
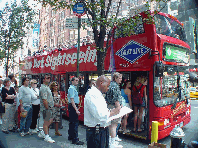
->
[[66, 17, 90, 24], [66, 18, 78, 23], [73, 2, 85, 16], [65, 23, 78, 29], [115, 40, 151, 64]]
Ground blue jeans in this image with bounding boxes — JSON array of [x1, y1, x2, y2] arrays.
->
[[20, 106, 32, 133], [116, 123, 121, 135]]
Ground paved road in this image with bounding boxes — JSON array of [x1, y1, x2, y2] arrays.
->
[[0, 100, 197, 148]]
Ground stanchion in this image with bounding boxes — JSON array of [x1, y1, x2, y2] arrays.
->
[[151, 121, 158, 144]]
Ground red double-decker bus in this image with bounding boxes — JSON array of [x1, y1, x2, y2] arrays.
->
[[20, 11, 191, 140]]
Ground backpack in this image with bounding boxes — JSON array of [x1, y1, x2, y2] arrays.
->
[[133, 84, 144, 105]]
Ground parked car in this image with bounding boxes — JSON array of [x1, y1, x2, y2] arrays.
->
[[190, 87, 198, 98]]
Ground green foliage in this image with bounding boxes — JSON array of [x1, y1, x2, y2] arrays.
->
[[0, 0, 36, 60], [36, 0, 169, 74]]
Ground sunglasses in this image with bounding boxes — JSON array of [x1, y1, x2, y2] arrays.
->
[[46, 77, 51, 79], [34, 83, 37, 84], [26, 79, 30, 81]]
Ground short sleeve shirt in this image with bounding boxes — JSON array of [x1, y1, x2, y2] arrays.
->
[[68, 85, 79, 104], [39, 84, 54, 111], [105, 81, 123, 105]]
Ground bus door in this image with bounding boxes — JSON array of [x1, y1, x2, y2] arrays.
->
[[119, 71, 149, 140], [59, 74, 67, 116]]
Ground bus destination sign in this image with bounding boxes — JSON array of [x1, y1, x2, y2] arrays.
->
[[115, 40, 151, 64], [164, 44, 189, 64]]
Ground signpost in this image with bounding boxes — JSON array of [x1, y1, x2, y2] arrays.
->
[[72, 2, 85, 91]]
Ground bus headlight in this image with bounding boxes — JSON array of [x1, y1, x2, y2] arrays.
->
[[164, 118, 170, 126], [186, 109, 190, 115]]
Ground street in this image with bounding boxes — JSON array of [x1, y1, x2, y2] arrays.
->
[[0, 100, 198, 148]]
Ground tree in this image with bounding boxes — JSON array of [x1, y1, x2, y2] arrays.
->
[[0, 0, 36, 76], [37, 0, 169, 76]]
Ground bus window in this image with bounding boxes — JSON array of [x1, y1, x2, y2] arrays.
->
[[114, 16, 144, 39], [53, 75, 59, 82], [154, 14, 187, 42], [60, 74, 66, 91], [154, 66, 190, 107]]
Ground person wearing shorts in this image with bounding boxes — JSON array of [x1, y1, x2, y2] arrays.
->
[[105, 72, 123, 148], [38, 74, 55, 143], [132, 76, 147, 133], [121, 80, 132, 134]]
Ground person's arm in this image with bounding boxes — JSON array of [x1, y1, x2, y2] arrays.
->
[[71, 98, 80, 115], [43, 99, 49, 110], [85, 93, 120, 123], [40, 89, 49, 110], [111, 86, 122, 109], [18, 87, 24, 111], [68, 87, 80, 115], [109, 107, 121, 117], [144, 87, 147, 108], [127, 90, 132, 109], [2, 88, 14, 99]]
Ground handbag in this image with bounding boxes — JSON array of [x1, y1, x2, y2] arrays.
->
[[133, 85, 144, 105], [20, 110, 28, 118], [0, 102, 5, 113]]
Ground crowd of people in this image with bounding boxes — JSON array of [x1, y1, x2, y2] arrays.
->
[[0, 72, 148, 148], [0, 74, 63, 144]]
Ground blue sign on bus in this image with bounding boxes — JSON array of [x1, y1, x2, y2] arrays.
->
[[115, 40, 151, 64]]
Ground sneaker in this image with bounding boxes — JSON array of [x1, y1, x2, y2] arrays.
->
[[44, 135, 55, 143], [20, 131, 25, 137], [31, 129, 38, 134], [115, 135, 122, 141], [110, 138, 123, 148], [38, 130, 45, 138], [123, 129, 131, 134]]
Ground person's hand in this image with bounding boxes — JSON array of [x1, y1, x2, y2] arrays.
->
[[21, 107, 25, 112], [76, 110, 80, 115], [14, 100, 17, 106], [111, 107, 121, 116]]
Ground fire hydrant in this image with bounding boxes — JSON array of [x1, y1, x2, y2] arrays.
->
[[170, 127, 185, 148]]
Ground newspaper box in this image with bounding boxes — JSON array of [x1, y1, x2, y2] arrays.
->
[[148, 142, 166, 148]]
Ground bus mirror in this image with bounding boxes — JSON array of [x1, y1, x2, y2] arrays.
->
[[155, 61, 164, 77]]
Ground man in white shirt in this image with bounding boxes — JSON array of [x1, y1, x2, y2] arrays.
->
[[84, 75, 121, 148]]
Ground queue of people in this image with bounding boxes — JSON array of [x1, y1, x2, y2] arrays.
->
[[0, 72, 148, 148]]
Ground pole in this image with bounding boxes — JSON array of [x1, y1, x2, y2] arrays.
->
[[151, 121, 158, 144], [77, 16, 81, 92]]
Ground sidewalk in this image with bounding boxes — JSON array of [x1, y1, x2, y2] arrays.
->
[[0, 116, 87, 148]]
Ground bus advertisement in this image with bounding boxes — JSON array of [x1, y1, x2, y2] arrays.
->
[[20, 11, 191, 140]]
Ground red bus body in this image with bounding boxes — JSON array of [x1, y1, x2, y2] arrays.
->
[[21, 11, 191, 140]]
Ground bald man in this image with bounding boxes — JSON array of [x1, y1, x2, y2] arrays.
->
[[84, 75, 121, 148]]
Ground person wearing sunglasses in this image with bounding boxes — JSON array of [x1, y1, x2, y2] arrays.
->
[[49, 81, 62, 136], [38, 74, 55, 143], [29, 79, 40, 134], [18, 77, 37, 137]]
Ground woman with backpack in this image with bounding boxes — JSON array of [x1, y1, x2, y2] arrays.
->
[[132, 76, 147, 132]]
